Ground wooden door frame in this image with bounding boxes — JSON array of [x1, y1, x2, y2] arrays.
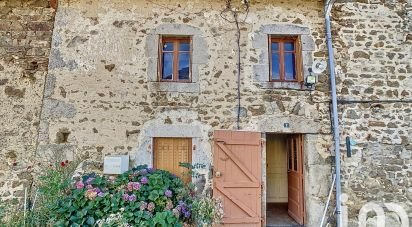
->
[[262, 133, 306, 226]]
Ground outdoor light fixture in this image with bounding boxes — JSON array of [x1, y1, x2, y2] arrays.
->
[[305, 60, 327, 89], [305, 68, 317, 88]]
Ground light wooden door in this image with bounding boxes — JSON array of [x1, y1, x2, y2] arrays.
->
[[213, 130, 262, 226], [287, 135, 304, 225], [267, 135, 288, 203], [153, 138, 192, 183]]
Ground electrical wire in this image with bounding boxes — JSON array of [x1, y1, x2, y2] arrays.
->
[[219, 0, 250, 129]]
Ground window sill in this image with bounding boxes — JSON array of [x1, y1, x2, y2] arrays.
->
[[148, 82, 200, 93], [254, 81, 305, 90]]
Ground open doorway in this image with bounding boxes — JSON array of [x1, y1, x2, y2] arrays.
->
[[266, 134, 305, 227]]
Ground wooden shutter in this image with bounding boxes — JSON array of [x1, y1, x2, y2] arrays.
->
[[153, 138, 192, 183], [213, 130, 262, 226]]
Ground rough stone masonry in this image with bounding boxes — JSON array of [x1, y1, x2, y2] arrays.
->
[[0, 0, 411, 226]]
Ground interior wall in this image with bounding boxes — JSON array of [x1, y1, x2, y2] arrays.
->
[[266, 134, 288, 203]]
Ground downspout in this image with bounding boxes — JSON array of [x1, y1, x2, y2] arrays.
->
[[324, 0, 342, 227]]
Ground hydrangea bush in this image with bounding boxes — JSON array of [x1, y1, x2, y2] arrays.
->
[[52, 165, 221, 227]]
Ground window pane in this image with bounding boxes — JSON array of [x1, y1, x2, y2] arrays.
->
[[271, 53, 280, 80], [162, 53, 173, 80], [163, 42, 174, 51], [284, 53, 296, 80], [284, 42, 295, 51], [179, 42, 190, 51], [271, 42, 279, 51], [178, 53, 190, 80]]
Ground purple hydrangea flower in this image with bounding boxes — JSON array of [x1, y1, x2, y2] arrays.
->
[[132, 182, 141, 190], [93, 188, 101, 193], [97, 192, 105, 197], [75, 181, 84, 189], [122, 193, 129, 201], [176, 205, 182, 212], [139, 169, 148, 175], [128, 194, 136, 202], [181, 206, 187, 213], [164, 189, 172, 198], [147, 168, 154, 173], [85, 177, 95, 185], [140, 176, 148, 184], [184, 211, 191, 218]]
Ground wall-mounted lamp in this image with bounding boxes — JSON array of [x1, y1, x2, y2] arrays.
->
[[305, 60, 327, 89], [305, 68, 317, 88]]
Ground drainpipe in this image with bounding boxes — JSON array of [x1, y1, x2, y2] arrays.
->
[[324, 0, 342, 227]]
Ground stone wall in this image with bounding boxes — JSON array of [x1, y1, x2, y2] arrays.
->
[[0, 0, 55, 201], [38, 0, 331, 172], [0, 0, 410, 225], [333, 0, 412, 225], [36, 0, 333, 225]]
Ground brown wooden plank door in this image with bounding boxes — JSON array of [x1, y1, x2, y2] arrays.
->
[[213, 130, 262, 226], [287, 134, 305, 225], [153, 137, 192, 183]]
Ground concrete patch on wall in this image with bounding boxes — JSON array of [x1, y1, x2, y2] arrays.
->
[[249, 115, 322, 134], [41, 98, 77, 119], [131, 109, 212, 193]]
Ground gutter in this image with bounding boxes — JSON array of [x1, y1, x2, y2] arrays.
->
[[324, 0, 342, 227]]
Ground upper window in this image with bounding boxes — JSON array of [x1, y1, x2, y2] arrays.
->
[[159, 36, 192, 82], [269, 36, 302, 82]]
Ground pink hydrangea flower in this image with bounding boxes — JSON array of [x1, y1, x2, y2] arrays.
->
[[127, 182, 133, 191], [122, 193, 129, 201], [75, 181, 84, 189], [85, 189, 97, 200], [139, 201, 147, 210], [165, 200, 173, 210], [147, 202, 155, 212]]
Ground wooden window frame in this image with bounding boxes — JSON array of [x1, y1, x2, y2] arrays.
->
[[158, 36, 192, 83], [268, 36, 303, 83]]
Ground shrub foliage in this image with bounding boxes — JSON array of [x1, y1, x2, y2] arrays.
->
[[53, 166, 200, 226]]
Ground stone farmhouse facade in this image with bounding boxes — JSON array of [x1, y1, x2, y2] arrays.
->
[[0, 0, 411, 226]]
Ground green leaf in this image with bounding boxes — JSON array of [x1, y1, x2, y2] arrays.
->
[[86, 216, 95, 225]]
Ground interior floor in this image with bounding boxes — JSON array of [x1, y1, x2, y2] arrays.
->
[[266, 203, 301, 227]]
